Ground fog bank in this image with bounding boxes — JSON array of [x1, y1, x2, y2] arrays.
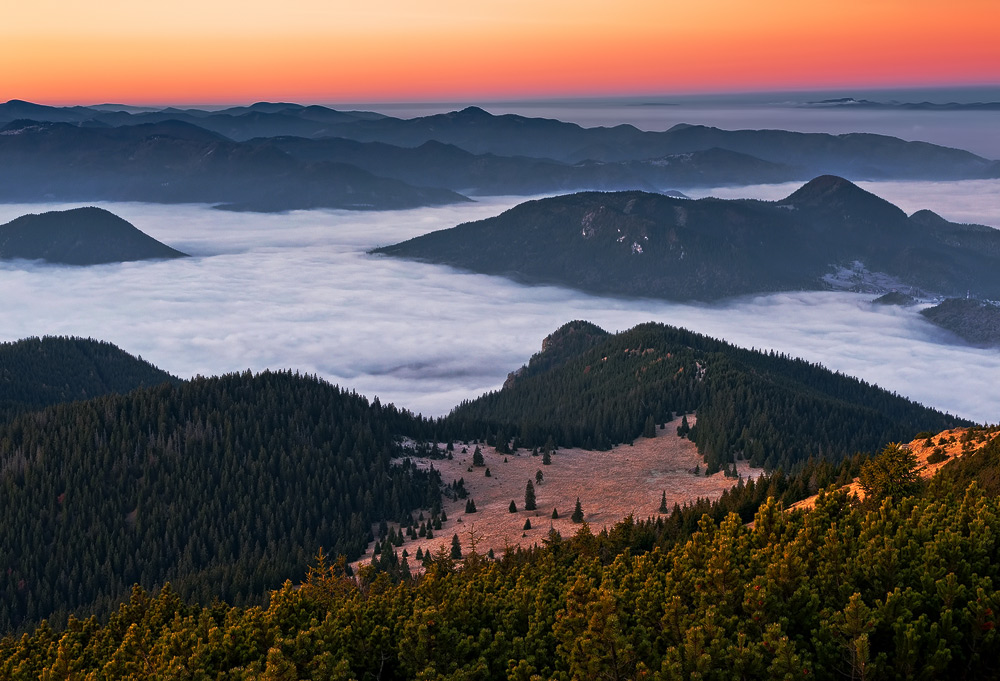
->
[[1, 180, 998, 423]]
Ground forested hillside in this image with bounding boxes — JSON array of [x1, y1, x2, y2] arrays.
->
[[0, 336, 177, 422], [4, 437, 999, 680], [0, 370, 440, 631], [376, 177, 1000, 301], [447, 321, 969, 471]]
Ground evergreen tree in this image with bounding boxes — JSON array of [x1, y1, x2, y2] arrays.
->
[[659, 491, 668, 513], [450, 533, 462, 559], [525, 480, 537, 511], [465, 499, 477, 513], [542, 449, 552, 465], [509, 500, 517, 513], [472, 446, 484, 467], [535, 470, 544, 484], [523, 518, 532, 530], [552, 508, 559, 519], [571, 497, 584, 523], [643, 414, 656, 438]]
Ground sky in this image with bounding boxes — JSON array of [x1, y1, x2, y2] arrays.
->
[[1, 179, 999, 424], [3, 0, 999, 105]]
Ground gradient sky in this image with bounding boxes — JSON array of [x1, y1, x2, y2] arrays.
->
[[4, 0, 999, 105]]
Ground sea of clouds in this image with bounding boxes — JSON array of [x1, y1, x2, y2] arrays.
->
[[1, 178, 999, 423]]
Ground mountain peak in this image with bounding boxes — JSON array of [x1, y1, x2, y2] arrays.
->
[[779, 175, 904, 216]]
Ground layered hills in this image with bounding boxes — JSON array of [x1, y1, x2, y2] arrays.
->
[[376, 176, 1000, 301], [0, 326, 971, 632], [1, 100, 997, 211], [0, 120, 466, 212], [0, 207, 187, 264]]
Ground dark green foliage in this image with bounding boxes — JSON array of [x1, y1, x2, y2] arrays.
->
[[450, 534, 462, 559], [524, 480, 537, 511], [0, 336, 177, 423], [542, 449, 551, 465], [523, 518, 531, 531], [535, 469, 543, 484], [376, 179, 1000, 302], [552, 508, 559, 519], [447, 322, 967, 471], [643, 414, 656, 438], [921, 298, 1000, 346], [859, 442, 921, 501], [928, 448, 949, 464], [8, 466, 1000, 680], [571, 497, 584, 523], [659, 491, 668, 513], [465, 499, 477, 513], [0, 370, 440, 632], [0, 207, 188, 265], [472, 445, 484, 466], [509, 500, 517, 513]]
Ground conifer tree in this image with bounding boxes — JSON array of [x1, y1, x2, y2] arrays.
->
[[509, 500, 517, 513], [659, 491, 668, 513], [571, 497, 584, 523], [525, 480, 537, 511], [450, 533, 462, 559]]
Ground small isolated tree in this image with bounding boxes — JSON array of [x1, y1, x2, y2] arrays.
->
[[450, 533, 462, 559], [465, 498, 477, 513], [485, 467, 491, 477], [472, 446, 484, 467], [552, 507, 559, 519], [571, 497, 584, 523], [523, 518, 532, 530], [659, 491, 668, 514], [542, 449, 552, 465], [536, 470, 544, 484], [525, 480, 537, 511], [859, 442, 921, 501], [509, 500, 517, 513]]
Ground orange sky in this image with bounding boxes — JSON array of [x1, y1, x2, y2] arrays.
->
[[3, 0, 999, 105]]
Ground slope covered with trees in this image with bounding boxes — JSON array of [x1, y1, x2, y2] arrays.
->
[[376, 177, 1000, 301], [447, 321, 969, 471], [0, 370, 440, 631], [3, 439, 999, 680], [0, 207, 188, 265], [0, 336, 177, 422]]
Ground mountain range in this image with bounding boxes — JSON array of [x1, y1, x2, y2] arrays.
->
[[1, 99, 997, 212], [0, 328, 971, 631], [375, 175, 1000, 302]]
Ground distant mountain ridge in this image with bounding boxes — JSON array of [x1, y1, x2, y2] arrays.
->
[[0, 206, 187, 264], [376, 176, 1000, 302], [0, 99, 996, 211], [0, 120, 466, 212]]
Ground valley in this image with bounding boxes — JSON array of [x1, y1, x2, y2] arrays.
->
[[367, 414, 763, 569]]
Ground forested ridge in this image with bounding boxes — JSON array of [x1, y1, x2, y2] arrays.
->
[[0, 370, 441, 632], [0, 336, 177, 423], [3, 436, 999, 680], [447, 321, 969, 471]]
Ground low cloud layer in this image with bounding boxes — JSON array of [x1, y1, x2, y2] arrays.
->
[[1, 179, 998, 424]]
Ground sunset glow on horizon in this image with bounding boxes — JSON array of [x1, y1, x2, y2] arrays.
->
[[4, 0, 999, 105]]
